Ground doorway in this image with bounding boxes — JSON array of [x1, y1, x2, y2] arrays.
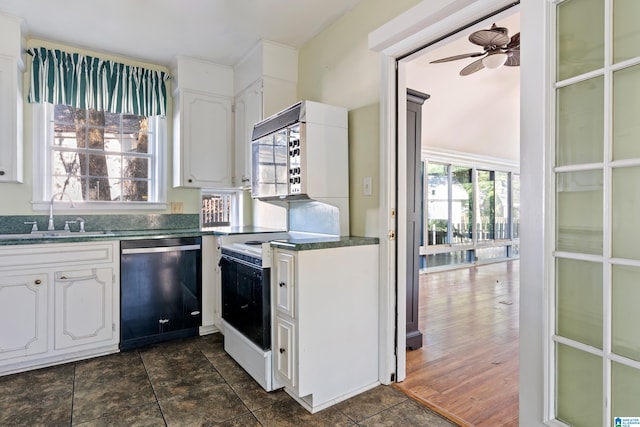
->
[[394, 7, 521, 426], [369, 1, 545, 425]]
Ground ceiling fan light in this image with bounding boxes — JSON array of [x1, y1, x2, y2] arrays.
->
[[482, 52, 507, 69]]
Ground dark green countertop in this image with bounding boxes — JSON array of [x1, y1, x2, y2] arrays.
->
[[0, 226, 379, 250], [270, 235, 379, 251]]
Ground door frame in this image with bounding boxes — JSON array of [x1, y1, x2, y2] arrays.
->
[[369, 0, 548, 425]]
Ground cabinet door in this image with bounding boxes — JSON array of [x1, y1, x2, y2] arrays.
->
[[275, 317, 296, 388], [54, 268, 114, 350], [176, 90, 233, 188], [275, 251, 296, 318], [0, 273, 48, 360], [234, 80, 263, 188], [0, 55, 22, 183]]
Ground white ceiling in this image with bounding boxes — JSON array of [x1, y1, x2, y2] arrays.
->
[[405, 12, 521, 161], [0, 0, 361, 67]]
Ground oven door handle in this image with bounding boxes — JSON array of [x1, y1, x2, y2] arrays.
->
[[219, 254, 263, 270]]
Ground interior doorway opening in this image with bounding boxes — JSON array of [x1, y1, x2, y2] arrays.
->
[[393, 7, 521, 426]]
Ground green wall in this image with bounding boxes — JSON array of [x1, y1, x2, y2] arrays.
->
[[297, 0, 421, 237]]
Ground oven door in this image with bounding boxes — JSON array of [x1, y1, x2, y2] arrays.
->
[[219, 255, 271, 350]]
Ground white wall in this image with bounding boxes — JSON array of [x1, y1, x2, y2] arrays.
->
[[405, 12, 520, 162], [297, 0, 422, 237]]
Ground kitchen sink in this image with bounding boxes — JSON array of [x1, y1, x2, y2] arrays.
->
[[0, 231, 115, 239]]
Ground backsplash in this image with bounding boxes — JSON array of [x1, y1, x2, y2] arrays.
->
[[0, 214, 199, 234]]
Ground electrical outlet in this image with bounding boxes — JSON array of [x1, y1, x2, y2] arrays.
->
[[363, 176, 372, 196], [170, 202, 184, 213]]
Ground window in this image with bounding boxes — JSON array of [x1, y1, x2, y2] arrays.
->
[[28, 47, 168, 210], [422, 157, 519, 269], [34, 103, 166, 208], [200, 190, 240, 228]]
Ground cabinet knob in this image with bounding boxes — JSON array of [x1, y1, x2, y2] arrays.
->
[[279, 282, 286, 287], [188, 179, 193, 183], [0, 170, 5, 176], [60, 276, 67, 280], [159, 319, 169, 324], [279, 348, 285, 354], [34, 279, 42, 285]]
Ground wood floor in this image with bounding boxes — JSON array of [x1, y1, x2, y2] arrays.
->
[[394, 260, 519, 427]]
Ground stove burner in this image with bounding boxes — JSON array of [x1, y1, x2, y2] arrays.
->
[[244, 240, 265, 246]]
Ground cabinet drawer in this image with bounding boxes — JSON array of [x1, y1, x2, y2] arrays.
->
[[275, 251, 295, 318], [275, 317, 296, 389], [0, 242, 115, 271]]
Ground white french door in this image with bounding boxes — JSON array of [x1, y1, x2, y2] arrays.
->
[[551, 0, 640, 425]]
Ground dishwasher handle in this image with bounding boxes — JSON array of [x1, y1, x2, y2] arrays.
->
[[122, 244, 201, 255]]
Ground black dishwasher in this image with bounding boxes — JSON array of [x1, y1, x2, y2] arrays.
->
[[120, 237, 202, 350]]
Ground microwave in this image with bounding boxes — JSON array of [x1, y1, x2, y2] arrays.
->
[[251, 120, 305, 200], [251, 100, 349, 201]]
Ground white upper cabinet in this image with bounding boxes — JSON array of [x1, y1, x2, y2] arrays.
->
[[0, 15, 23, 184], [234, 80, 263, 188], [233, 40, 298, 188], [172, 57, 234, 188]]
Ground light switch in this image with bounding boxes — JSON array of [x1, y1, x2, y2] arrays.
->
[[363, 176, 372, 196]]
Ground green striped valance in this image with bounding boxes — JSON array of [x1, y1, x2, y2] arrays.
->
[[27, 47, 168, 117]]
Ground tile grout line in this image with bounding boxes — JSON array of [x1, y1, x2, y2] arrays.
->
[[138, 349, 169, 427], [200, 345, 261, 425], [69, 363, 76, 426]]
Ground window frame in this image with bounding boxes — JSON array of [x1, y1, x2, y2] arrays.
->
[[32, 102, 167, 211], [200, 189, 242, 228]]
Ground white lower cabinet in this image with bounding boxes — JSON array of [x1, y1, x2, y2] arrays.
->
[[54, 267, 114, 350], [0, 241, 120, 375], [272, 244, 380, 413], [0, 273, 48, 361], [275, 317, 295, 388]]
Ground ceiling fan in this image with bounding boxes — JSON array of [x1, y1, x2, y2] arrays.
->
[[430, 23, 520, 76]]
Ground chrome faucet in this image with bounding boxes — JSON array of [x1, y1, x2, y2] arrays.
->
[[48, 192, 75, 231]]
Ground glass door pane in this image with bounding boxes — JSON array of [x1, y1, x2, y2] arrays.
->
[[477, 170, 495, 242], [426, 162, 449, 245], [612, 362, 640, 422], [556, 343, 603, 427], [612, 265, 640, 361], [451, 166, 472, 244], [612, 166, 640, 260], [556, 258, 603, 349], [613, 65, 640, 160], [557, 0, 604, 81], [556, 170, 603, 255], [556, 77, 604, 166], [613, 0, 640, 63], [512, 174, 520, 238], [495, 171, 509, 239]]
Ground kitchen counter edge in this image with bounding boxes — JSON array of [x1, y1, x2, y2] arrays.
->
[[0, 227, 379, 249]]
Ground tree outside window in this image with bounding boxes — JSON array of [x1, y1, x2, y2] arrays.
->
[[51, 105, 152, 202]]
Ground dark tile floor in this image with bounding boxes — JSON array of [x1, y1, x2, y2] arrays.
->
[[0, 334, 458, 426]]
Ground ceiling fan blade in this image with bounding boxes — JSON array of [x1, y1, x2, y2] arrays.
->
[[504, 49, 520, 67], [506, 32, 520, 50], [459, 57, 485, 76], [430, 51, 484, 63], [469, 29, 510, 48]]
